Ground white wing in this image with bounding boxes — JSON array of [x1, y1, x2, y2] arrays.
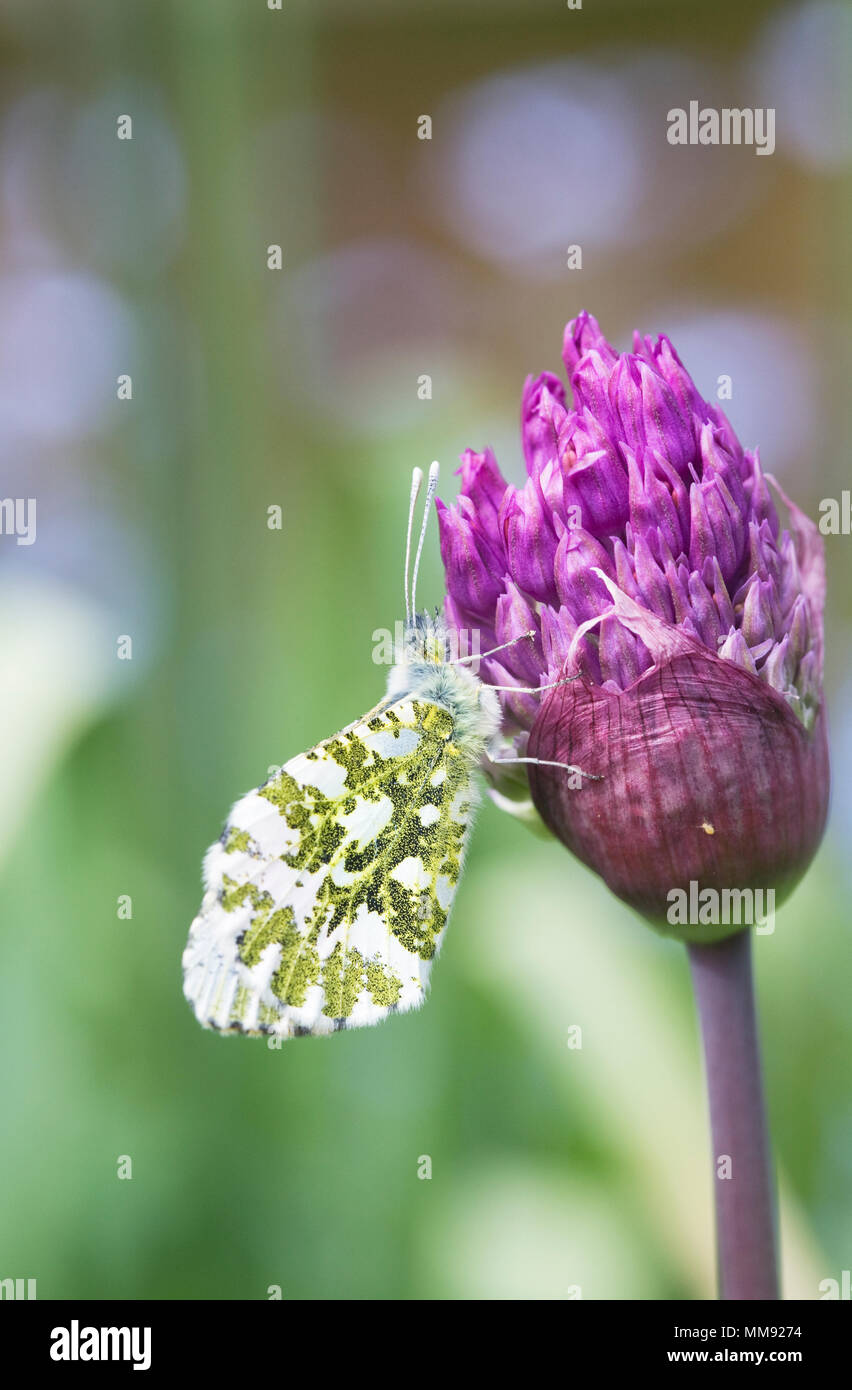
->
[[182, 697, 478, 1038]]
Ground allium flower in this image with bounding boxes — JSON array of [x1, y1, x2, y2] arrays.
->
[[437, 312, 829, 941]]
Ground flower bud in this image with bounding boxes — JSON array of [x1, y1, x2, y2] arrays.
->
[[439, 314, 830, 940]]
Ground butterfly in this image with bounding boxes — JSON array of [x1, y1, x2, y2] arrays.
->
[[182, 462, 589, 1039]]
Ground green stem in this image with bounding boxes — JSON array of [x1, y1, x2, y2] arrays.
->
[[687, 931, 779, 1300]]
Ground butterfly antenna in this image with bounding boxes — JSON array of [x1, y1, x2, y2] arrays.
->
[[411, 461, 439, 618], [404, 467, 423, 626]]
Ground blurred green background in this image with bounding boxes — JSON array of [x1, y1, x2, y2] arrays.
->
[[1, 0, 850, 1299]]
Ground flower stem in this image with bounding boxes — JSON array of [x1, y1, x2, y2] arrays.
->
[[687, 931, 779, 1300]]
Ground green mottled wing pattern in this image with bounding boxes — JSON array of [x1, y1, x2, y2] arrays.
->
[[182, 697, 478, 1037]]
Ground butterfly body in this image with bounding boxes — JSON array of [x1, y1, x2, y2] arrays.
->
[[182, 610, 501, 1039]]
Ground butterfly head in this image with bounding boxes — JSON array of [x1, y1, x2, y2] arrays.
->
[[403, 608, 451, 666]]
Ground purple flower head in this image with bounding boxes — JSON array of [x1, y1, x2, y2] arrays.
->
[[438, 313, 829, 941]]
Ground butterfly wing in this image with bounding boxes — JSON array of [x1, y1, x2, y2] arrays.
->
[[182, 697, 478, 1037]]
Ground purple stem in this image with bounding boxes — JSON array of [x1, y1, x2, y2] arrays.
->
[[687, 931, 779, 1300]]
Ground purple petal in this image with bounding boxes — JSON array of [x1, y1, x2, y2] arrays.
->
[[562, 310, 617, 375], [500, 480, 559, 605], [456, 446, 509, 536], [766, 473, 825, 678], [597, 613, 650, 689], [436, 497, 505, 622], [521, 372, 569, 479], [570, 349, 619, 439], [554, 527, 614, 621], [494, 581, 544, 686], [540, 602, 579, 680], [610, 356, 697, 478]]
